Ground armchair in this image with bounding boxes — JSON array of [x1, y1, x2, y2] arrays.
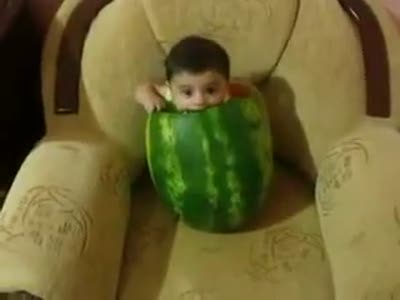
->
[[0, 0, 399, 299]]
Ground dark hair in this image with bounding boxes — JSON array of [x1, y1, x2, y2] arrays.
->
[[164, 35, 230, 81]]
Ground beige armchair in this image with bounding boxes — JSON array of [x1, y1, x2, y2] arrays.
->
[[0, 0, 399, 299]]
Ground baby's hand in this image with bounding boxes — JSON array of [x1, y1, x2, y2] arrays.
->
[[134, 83, 166, 113], [142, 95, 165, 113]]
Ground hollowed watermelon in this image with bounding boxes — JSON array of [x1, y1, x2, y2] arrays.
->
[[145, 95, 273, 232]]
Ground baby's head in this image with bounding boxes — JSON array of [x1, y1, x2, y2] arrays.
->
[[164, 35, 231, 111]]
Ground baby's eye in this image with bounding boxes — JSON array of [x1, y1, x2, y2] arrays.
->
[[182, 89, 192, 97], [206, 87, 216, 95]]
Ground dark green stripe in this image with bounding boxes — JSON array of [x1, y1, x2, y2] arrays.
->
[[148, 114, 186, 213], [172, 113, 217, 230], [200, 109, 233, 231], [242, 97, 273, 207], [148, 115, 173, 211], [219, 99, 266, 223]]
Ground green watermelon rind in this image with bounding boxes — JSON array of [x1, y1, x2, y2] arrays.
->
[[145, 95, 273, 232]]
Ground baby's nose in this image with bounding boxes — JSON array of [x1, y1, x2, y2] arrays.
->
[[193, 93, 206, 105]]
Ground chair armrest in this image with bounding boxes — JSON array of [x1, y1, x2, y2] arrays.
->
[[315, 121, 400, 297], [0, 139, 131, 300]]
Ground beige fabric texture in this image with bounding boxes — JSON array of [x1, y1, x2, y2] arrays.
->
[[0, 0, 399, 299], [118, 165, 333, 300], [316, 119, 400, 299], [260, 0, 400, 178], [0, 140, 130, 299], [81, 0, 298, 162]]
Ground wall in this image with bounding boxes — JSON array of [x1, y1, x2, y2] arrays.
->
[[0, 0, 61, 196]]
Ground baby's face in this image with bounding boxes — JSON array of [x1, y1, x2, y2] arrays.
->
[[169, 70, 229, 111]]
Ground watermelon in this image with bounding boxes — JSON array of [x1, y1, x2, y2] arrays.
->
[[145, 95, 273, 232]]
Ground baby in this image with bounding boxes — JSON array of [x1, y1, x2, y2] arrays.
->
[[134, 35, 248, 112]]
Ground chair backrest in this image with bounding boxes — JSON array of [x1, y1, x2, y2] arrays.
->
[[41, 0, 299, 166]]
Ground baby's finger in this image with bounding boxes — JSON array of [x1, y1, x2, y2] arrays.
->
[[144, 103, 154, 113], [155, 101, 164, 111]]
